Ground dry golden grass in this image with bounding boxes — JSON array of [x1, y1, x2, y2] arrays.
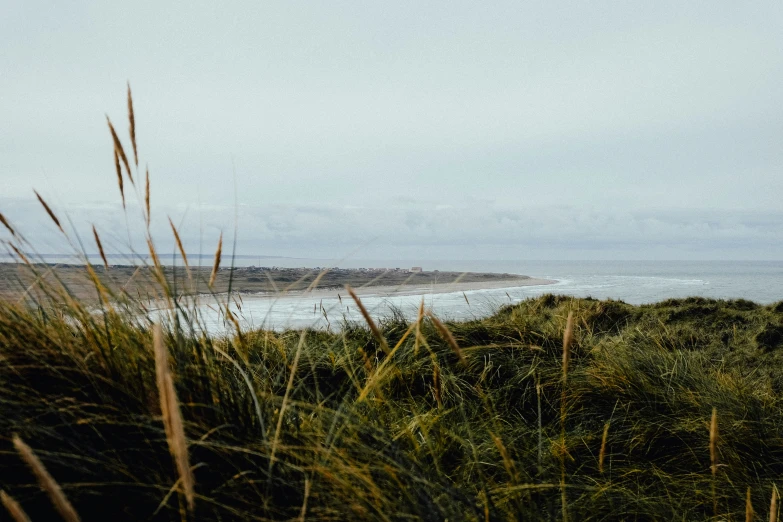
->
[[145, 167, 150, 226], [114, 148, 125, 208], [209, 232, 223, 288], [305, 267, 331, 292], [8, 243, 30, 265], [168, 217, 189, 269], [33, 191, 63, 234], [599, 422, 609, 474], [347, 284, 390, 355], [153, 323, 195, 512], [127, 82, 138, 167], [711, 407, 719, 475], [562, 310, 574, 381], [92, 225, 109, 270], [433, 360, 443, 408], [12, 436, 80, 522], [490, 431, 519, 484], [711, 406, 720, 515], [560, 310, 575, 522], [1, 490, 31, 522], [427, 311, 465, 364], [269, 331, 306, 474], [106, 116, 133, 185], [0, 212, 16, 237]]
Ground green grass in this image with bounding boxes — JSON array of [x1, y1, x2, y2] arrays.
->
[[2, 285, 783, 520]]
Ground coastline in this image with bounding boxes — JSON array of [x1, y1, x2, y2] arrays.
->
[[216, 277, 557, 300], [0, 262, 556, 303]]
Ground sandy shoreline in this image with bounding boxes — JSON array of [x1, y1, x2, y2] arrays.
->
[[224, 277, 557, 300]]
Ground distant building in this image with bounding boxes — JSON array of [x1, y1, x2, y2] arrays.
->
[[410, 266, 423, 273]]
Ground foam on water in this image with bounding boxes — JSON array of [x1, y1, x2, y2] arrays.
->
[[191, 260, 783, 333]]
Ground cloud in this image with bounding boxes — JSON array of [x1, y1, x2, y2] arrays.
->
[[2, 1, 781, 261], [2, 196, 781, 260]]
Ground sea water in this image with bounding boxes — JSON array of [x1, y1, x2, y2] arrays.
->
[[190, 259, 783, 333]]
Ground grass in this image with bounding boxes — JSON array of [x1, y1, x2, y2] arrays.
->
[[2, 87, 783, 521], [3, 280, 783, 521]]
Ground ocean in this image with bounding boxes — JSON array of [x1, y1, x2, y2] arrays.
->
[[184, 259, 783, 333]]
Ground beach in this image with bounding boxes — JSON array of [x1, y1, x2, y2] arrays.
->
[[0, 262, 552, 302], [229, 276, 556, 300]]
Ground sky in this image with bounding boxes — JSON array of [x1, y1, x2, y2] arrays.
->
[[1, 1, 782, 260]]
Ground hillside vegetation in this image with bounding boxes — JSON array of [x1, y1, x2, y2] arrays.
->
[[2, 285, 783, 520]]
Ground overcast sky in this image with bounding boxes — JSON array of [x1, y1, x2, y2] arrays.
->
[[2, 1, 782, 260]]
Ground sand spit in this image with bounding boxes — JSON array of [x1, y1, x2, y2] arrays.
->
[[224, 277, 557, 300]]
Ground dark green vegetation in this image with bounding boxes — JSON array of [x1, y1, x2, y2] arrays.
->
[[2, 288, 783, 520]]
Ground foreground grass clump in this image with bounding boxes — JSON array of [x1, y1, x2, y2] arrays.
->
[[2, 290, 783, 520]]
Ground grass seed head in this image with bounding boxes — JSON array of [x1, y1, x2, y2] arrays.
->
[[0, 212, 16, 237], [562, 311, 574, 381], [710, 407, 718, 476], [209, 232, 223, 287], [168, 217, 189, 268], [0, 491, 31, 522], [9, 243, 31, 265], [106, 116, 134, 185], [153, 324, 195, 512], [34, 191, 63, 233], [92, 225, 108, 270], [145, 167, 150, 225], [12, 435, 81, 522], [127, 82, 138, 166], [433, 360, 442, 408], [599, 422, 610, 473], [114, 148, 125, 208], [428, 312, 465, 365], [347, 285, 390, 355]]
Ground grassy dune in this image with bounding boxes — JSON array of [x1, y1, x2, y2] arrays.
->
[[2, 285, 783, 520], [2, 87, 781, 521]]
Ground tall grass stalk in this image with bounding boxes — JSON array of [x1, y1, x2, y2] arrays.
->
[[12, 436, 81, 522], [428, 312, 465, 365], [127, 82, 138, 167], [599, 422, 610, 474], [269, 330, 306, 475], [711, 406, 719, 516], [0, 491, 31, 522], [34, 191, 63, 233], [0, 212, 16, 236], [153, 323, 196, 512], [106, 116, 133, 184], [208, 232, 222, 288], [347, 284, 390, 355], [560, 310, 574, 522]]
